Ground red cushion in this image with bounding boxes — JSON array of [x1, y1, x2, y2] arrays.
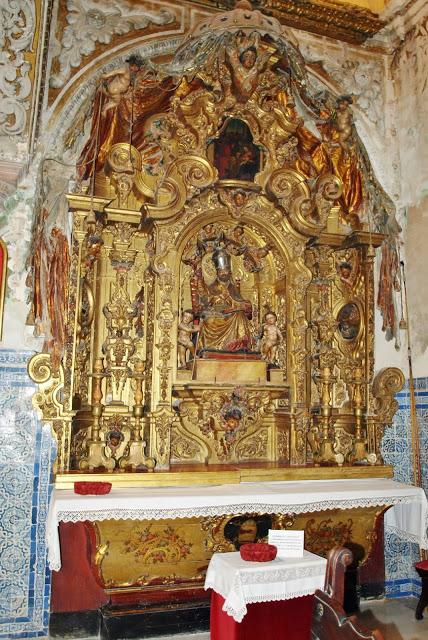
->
[[415, 560, 428, 570], [240, 543, 277, 562]]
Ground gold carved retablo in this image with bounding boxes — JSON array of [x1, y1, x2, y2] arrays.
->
[[28, 1, 402, 481]]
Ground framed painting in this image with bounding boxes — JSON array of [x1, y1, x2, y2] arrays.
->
[[212, 118, 261, 182]]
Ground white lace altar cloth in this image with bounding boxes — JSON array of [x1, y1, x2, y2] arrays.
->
[[204, 550, 327, 622], [47, 478, 428, 571]]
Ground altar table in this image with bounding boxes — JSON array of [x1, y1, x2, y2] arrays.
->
[[47, 478, 428, 571], [204, 550, 327, 639]]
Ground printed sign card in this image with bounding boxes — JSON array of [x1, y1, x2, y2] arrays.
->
[[268, 529, 304, 558]]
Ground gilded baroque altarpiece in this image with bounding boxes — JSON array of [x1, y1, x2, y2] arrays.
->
[[29, 2, 404, 481]]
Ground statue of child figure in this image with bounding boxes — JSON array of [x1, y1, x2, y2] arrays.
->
[[177, 309, 200, 368], [260, 311, 283, 364]]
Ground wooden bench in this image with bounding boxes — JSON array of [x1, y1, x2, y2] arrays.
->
[[311, 547, 384, 640]]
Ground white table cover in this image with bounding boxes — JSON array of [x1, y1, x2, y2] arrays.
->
[[47, 478, 428, 570], [204, 550, 327, 622]]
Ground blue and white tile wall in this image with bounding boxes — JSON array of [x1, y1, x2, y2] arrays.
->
[[382, 376, 428, 598], [0, 349, 55, 639]]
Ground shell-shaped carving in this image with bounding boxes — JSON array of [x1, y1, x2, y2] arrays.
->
[[181, 0, 284, 41]]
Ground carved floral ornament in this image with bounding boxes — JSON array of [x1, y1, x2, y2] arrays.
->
[[0, 0, 35, 138], [49, 0, 176, 89]]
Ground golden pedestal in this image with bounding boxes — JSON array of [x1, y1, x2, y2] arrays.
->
[[193, 358, 267, 383]]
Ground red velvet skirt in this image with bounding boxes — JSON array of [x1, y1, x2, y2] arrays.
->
[[210, 591, 314, 640]]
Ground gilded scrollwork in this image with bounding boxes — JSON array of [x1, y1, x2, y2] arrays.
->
[[28, 353, 72, 472], [372, 367, 405, 425]]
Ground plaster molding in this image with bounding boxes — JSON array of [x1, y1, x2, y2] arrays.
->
[[49, 0, 177, 90]]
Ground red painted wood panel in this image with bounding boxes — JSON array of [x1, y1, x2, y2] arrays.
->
[[50, 522, 109, 612]]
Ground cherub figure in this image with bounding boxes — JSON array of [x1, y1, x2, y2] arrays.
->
[[197, 223, 219, 253], [316, 94, 354, 156], [225, 224, 247, 255], [226, 32, 272, 102], [260, 311, 283, 364], [223, 408, 242, 445], [101, 54, 145, 116], [338, 261, 353, 287], [177, 309, 200, 368], [243, 243, 272, 273], [105, 429, 124, 461], [233, 190, 246, 209], [334, 95, 354, 155], [218, 188, 254, 219]]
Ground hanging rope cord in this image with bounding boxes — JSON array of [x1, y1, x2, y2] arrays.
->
[[398, 249, 422, 489]]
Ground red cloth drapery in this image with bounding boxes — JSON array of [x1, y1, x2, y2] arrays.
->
[[210, 591, 314, 640]]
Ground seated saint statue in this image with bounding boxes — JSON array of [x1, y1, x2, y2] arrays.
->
[[199, 246, 253, 353]]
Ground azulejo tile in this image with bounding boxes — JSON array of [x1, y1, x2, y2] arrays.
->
[[0, 350, 54, 638], [383, 375, 428, 597]]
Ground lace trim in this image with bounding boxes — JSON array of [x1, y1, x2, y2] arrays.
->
[[54, 494, 419, 524], [240, 564, 326, 584]]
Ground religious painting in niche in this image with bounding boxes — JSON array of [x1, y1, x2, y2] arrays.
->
[[212, 118, 260, 181], [0, 239, 7, 339], [337, 302, 360, 341]]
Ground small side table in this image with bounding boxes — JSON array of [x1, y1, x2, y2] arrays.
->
[[205, 550, 327, 640]]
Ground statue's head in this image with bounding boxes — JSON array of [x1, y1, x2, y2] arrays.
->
[[264, 311, 277, 325], [182, 309, 194, 323], [339, 261, 352, 278], [234, 190, 246, 207], [336, 94, 353, 111], [126, 53, 145, 72], [217, 267, 232, 283], [239, 46, 257, 70], [224, 407, 242, 431], [232, 224, 245, 239]]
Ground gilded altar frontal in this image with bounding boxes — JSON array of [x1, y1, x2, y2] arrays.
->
[[28, 1, 405, 483]]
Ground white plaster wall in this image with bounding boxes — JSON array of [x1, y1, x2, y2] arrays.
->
[[388, 7, 428, 376]]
